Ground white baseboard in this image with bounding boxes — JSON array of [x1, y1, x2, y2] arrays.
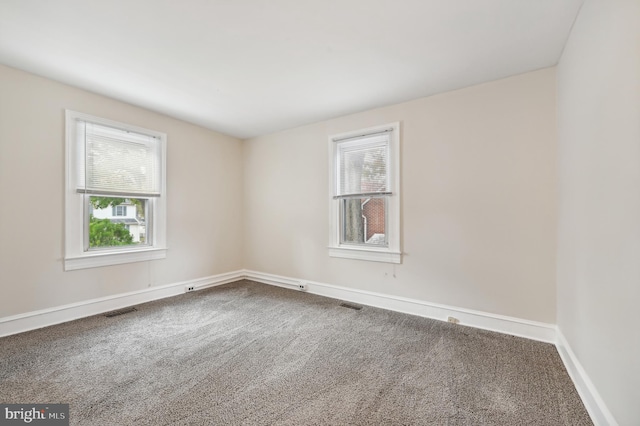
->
[[556, 329, 618, 426], [0, 270, 244, 338], [0, 268, 557, 343], [0, 268, 607, 426], [243, 270, 557, 343]]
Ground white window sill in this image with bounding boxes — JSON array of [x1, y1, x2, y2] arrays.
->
[[329, 246, 402, 264], [64, 247, 167, 271]]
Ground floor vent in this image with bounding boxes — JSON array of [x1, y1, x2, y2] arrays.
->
[[339, 302, 363, 311], [104, 307, 137, 318]]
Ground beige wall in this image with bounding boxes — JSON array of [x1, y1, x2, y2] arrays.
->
[[0, 64, 244, 318], [244, 68, 557, 323], [557, 0, 640, 424]]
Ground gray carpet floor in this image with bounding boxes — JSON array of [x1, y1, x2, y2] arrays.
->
[[0, 280, 592, 425]]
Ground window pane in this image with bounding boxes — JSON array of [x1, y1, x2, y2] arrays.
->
[[341, 197, 387, 246], [88, 196, 148, 249]]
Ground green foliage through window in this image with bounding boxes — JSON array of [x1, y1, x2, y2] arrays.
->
[[89, 216, 134, 247], [88, 196, 146, 248]]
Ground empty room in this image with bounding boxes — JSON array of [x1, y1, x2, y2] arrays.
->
[[0, 0, 638, 425]]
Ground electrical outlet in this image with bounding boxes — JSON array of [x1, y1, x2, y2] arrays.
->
[[298, 282, 307, 291], [447, 316, 460, 324], [185, 286, 195, 293]]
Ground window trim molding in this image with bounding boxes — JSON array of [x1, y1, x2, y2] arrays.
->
[[64, 248, 168, 271], [64, 110, 167, 271], [328, 122, 401, 263]]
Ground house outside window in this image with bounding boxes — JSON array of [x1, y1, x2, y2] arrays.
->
[[64, 110, 167, 271], [329, 122, 401, 263], [95, 200, 146, 243]]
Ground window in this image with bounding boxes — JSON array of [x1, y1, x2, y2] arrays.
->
[[64, 110, 167, 271], [112, 205, 127, 216], [329, 122, 401, 263]]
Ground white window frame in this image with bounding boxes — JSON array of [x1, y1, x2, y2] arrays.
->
[[64, 110, 167, 271], [328, 122, 401, 263]]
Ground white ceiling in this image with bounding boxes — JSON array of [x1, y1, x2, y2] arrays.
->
[[0, 0, 583, 139]]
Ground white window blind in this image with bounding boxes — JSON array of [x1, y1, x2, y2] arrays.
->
[[76, 121, 162, 197], [335, 133, 390, 198]]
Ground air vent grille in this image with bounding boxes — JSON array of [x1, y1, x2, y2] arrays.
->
[[339, 302, 363, 311], [104, 307, 137, 317]]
